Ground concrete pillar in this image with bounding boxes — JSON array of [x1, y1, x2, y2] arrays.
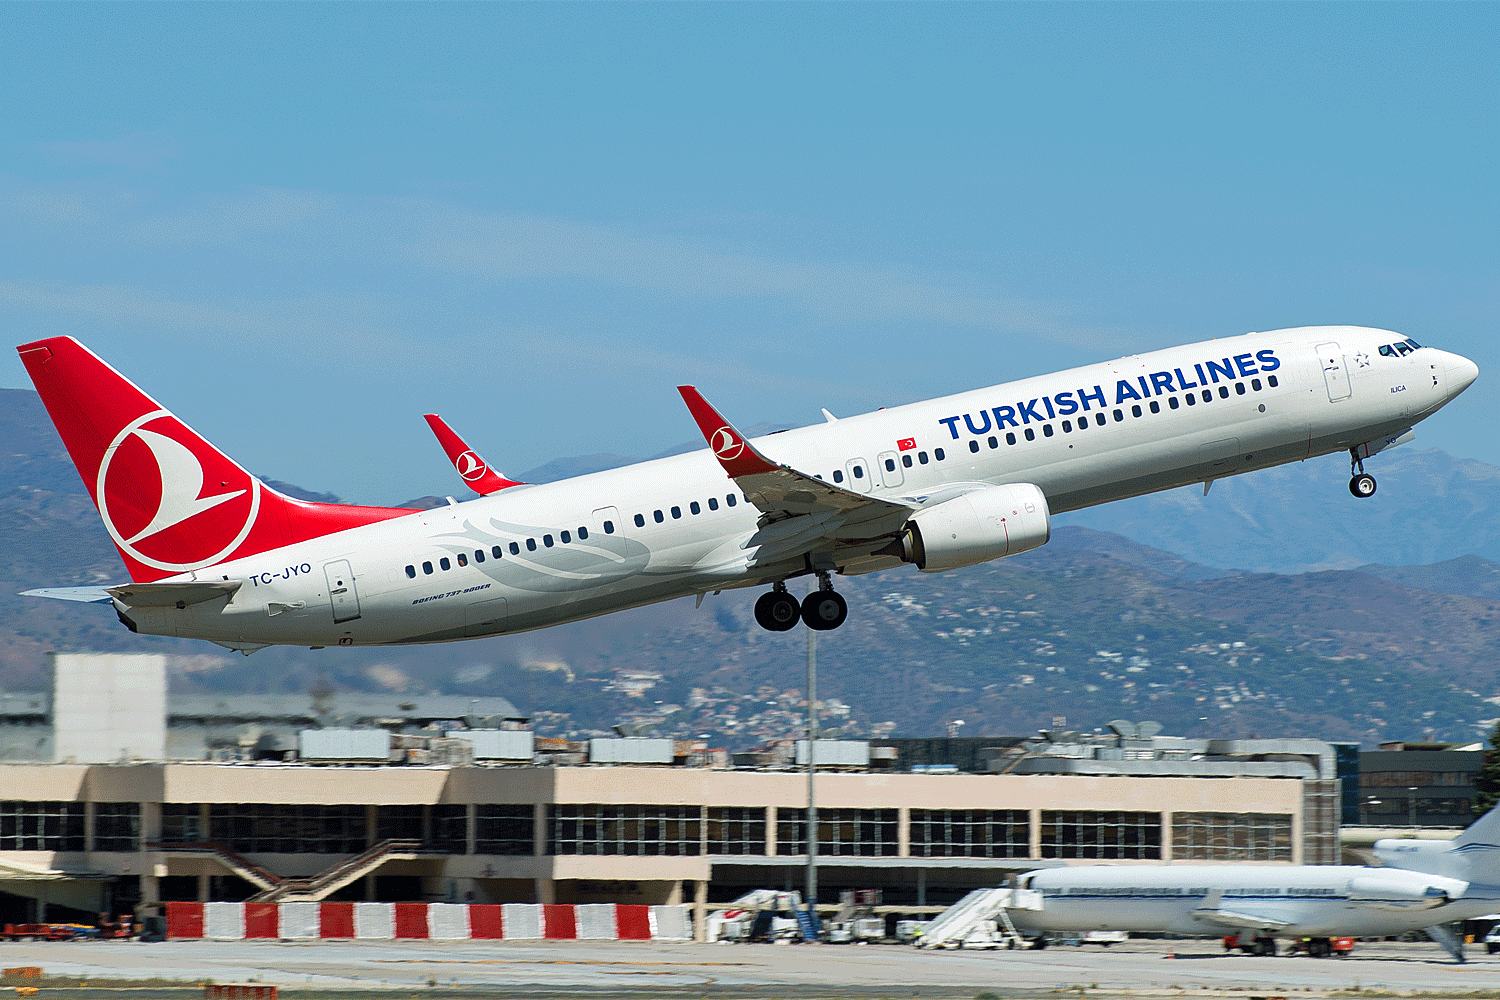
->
[[533, 877, 555, 904], [693, 879, 707, 943], [364, 873, 376, 901], [1160, 811, 1173, 863], [197, 871, 209, 903], [916, 868, 926, 907], [141, 801, 162, 845], [198, 803, 211, 843], [897, 806, 910, 858], [141, 869, 161, 906], [84, 799, 96, 852], [533, 802, 547, 858], [1029, 808, 1042, 859], [465, 804, 476, 857], [766, 806, 777, 856], [366, 804, 379, 848]]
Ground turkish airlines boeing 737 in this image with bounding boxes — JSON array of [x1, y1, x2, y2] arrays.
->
[[16, 327, 1478, 652]]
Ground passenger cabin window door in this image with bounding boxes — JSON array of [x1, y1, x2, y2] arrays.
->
[[877, 450, 903, 488], [844, 458, 873, 494]]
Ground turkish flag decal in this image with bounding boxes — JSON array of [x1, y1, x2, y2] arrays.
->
[[897, 438, 916, 451]]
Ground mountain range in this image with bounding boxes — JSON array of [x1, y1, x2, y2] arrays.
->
[[2, 386, 1497, 749]]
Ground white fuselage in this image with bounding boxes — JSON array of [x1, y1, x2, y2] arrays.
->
[[127, 325, 1475, 647], [1014, 863, 1500, 939]]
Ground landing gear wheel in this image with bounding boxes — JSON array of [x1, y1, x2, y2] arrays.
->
[[1349, 473, 1377, 498], [754, 591, 801, 632], [801, 590, 848, 631], [1254, 936, 1276, 957]]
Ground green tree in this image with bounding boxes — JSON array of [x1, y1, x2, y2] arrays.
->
[[1475, 720, 1500, 817]]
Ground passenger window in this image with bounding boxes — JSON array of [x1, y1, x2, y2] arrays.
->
[[969, 440, 979, 453], [1042, 424, 1054, 437], [1095, 413, 1106, 426], [405, 565, 416, 579], [919, 452, 929, 465], [853, 466, 864, 478], [1235, 382, 1246, 395], [493, 545, 504, 559], [544, 534, 554, 547], [886, 458, 897, 470], [1268, 375, 1279, 387], [988, 435, 998, 448], [1251, 378, 1261, 391], [690, 501, 700, 515], [526, 538, 537, 551], [1024, 428, 1036, 441], [902, 454, 913, 467], [440, 557, 451, 571], [1074, 418, 1085, 431], [1202, 389, 1212, 402], [1131, 405, 1142, 418], [457, 553, 468, 567], [727, 495, 737, 507], [654, 510, 664, 523], [1006, 432, 1017, 445], [474, 549, 485, 563], [1219, 386, 1230, 398], [561, 530, 571, 543], [1185, 393, 1197, 406], [833, 470, 844, 483], [934, 448, 945, 461], [708, 497, 718, 511], [1169, 396, 1180, 409], [671, 506, 681, 519], [509, 542, 520, 555], [423, 561, 433, 575], [1061, 420, 1071, 432], [634, 513, 645, 528], [1113, 409, 1124, 422], [578, 526, 588, 539], [1149, 401, 1160, 413]]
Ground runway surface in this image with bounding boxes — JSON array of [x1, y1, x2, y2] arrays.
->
[[0, 938, 1496, 998]]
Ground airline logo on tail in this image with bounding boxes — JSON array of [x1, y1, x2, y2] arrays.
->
[[711, 426, 745, 461], [97, 411, 263, 572]]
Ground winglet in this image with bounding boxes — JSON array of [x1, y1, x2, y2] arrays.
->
[[423, 414, 523, 495], [676, 386, 779, 478]]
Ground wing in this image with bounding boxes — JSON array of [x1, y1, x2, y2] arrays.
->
[[675, 385, 912, 536], [1190, 890, 1293, 931], [423, 414, 524, 496]]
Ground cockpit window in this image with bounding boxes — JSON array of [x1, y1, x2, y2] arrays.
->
[[1404, 338, 1421, 350], [1379, 345, 1398, 358], [1380, 339, 1423, 358], [1394, 341, 1413, 356]]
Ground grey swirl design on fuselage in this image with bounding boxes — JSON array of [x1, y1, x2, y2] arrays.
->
[[433, 517, 652, 594]]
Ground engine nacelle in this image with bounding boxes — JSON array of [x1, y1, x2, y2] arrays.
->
[[1347, 872, 1468, 911], [896, 483, 1050, 572]]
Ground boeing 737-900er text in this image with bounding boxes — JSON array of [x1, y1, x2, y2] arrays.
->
[[1012, 806, 1500, 962], [15, 327, 1478, 652]]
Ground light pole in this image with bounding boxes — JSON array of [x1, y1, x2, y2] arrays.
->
[[1361, 797, 1381, 827], [806, 627, 818, 929], [1408, 786, 1419, 828]]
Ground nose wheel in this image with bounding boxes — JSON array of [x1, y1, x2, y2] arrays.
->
[[1348, 449, 1377, 499]]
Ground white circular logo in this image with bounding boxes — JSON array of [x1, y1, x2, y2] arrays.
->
[[456, 451, 489, 482], [96, 410, 261, 572], [711, 426, 744, 461]]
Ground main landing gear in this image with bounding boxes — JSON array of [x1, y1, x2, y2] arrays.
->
[[1349, 448, 1377, 499], [753, 575, 848, 632]]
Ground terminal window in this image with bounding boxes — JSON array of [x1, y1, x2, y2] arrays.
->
[[431, 804, 468, 853], [1171, 812, 1292, 861], [707, 807, 766, 855], [776, 808, 898, 857], [93, 802, 141, 852], [909, 808, 1029, 858], [160, 803, 204, 843], [209, 804, 366, 854], [547, 804, 701, 856], [376, 805, 423, 843], [1041, 810, 1160, 860], [476, 805, 533, 856], [0, 801, 85, 852]]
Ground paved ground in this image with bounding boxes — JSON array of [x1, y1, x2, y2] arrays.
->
[[1, 938, 1498, 998]]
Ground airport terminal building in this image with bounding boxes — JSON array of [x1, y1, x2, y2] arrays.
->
[[0, 654, 1342, 935]]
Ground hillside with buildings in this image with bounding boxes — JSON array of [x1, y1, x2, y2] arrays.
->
[[3, 387, 1498, 749]]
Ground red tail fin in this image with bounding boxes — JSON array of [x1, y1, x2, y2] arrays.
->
[[17, 337, 415, 583]]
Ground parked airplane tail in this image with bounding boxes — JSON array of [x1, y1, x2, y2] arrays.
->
[[17, 337, 415, 583], [1377, 806, 1500, 883]]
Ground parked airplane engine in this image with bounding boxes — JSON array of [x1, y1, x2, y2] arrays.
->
[[896, 483, 1050, 572], [1347, 872, 1468, 910]]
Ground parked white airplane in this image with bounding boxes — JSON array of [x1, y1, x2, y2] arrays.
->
[[1012, 807, 1500, 961], [16, 327, 1477, 652]]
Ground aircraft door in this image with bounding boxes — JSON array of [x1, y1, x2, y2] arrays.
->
[[877, 450, 904, 488], [324, 559, 361, 623], [1317, 342, 1351, 402], [592, 506, 620, 536], [464, 597, 508, 637], [845, 458, 873, 494]]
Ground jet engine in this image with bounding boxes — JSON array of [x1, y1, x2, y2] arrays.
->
[[893, 483, 1050, 572], [1347, 871, 1468, 911]]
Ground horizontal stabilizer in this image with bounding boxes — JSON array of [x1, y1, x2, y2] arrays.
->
[[21, 586, 116, 604], [107, 580, 242, 608]]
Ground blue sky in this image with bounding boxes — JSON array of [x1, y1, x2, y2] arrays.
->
[[4, 3, 1496, 504]]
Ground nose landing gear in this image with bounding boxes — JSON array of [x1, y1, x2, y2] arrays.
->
[[1349, 449, 1377, 498]]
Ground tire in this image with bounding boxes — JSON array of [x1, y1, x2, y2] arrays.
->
[[801, 590, 848, 631], [1349, 473, 1377, 498], [754, 591, 801, 631]]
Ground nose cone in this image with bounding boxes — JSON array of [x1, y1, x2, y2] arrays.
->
[[1446, 353, 1479, 396]]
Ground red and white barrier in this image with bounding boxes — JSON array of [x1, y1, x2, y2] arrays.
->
[[165, 901, 692, 941]]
